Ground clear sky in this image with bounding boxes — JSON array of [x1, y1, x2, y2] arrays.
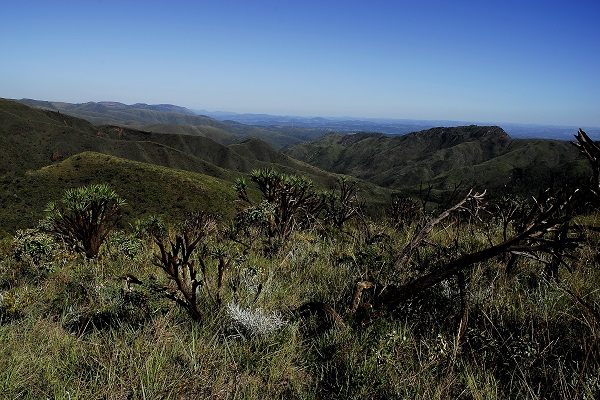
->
[[1, 0, 599, 126]]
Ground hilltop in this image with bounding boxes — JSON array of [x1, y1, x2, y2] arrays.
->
[[0, 152, 240, 234], [15, 98, 326, 149], [0, 98, 389, 233], [285, 125, 588, 197]]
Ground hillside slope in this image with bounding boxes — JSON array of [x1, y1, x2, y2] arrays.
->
[[0, 152, 239, 233], [0, 98, 391, 233], [16, 98, 319, 149], [285, 125, 587, 196], [0, 98, 335, 181]]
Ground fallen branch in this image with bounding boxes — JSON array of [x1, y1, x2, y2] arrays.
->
[[355, 187, 582, 313], [394, 189, 485, 270], [351, 281, 375, 312]]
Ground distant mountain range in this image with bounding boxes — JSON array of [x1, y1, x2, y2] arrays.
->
[[195, 109, 600, 141], [15, 99, 327, 149], [1, 97, 592, 235], [18, 98, 599, 145], [18, 99, 197, 115]]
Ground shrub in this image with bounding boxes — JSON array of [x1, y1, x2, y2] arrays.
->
[[132, 215, 167, 240], [235, 169, 324, 250], [12, 229, 57, 272], [61, 279, 156, 334], [0, 286, 36, 322], [226, 302, 287, 337], [322, 177, 363, 230], [41, 183, 125, 259], [153, 212, 219, 322], [109, 231, 144, 260]]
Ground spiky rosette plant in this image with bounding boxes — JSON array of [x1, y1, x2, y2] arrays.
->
[[234, 169, 325, 250], [42, 183, 125, 259]]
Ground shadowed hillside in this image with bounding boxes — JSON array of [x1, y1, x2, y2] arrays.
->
[[16, 98, 322, 149], [285, 125, 588, 196], [0, 98, 390, 233]]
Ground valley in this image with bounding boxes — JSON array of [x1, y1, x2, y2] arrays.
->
[[1, 97, 591, 234], [0, 97, 598, 398]]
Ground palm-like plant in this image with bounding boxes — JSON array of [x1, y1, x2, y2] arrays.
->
[[235, 169, 324, 249], [42, 183, 125, 258]]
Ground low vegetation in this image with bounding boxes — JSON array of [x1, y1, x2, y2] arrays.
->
[[0, 131, 598, 398], [42, 183, 125, 259]]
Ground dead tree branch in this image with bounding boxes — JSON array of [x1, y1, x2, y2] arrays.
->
[[350, 179, 583, 316], [573, 128, 600, 198], [153, 212, 217, 322], [393, 189, 486, 270]]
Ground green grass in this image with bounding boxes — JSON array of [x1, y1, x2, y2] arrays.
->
[[0, 208, 598, 399], [0, 152, 239, 235]]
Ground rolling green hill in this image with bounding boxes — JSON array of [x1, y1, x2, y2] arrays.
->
[[285, 125, 589, 197], [6, 97, 589, 234], [0, 98, 236, 180], [0, 152, 239, 235], [15, 98, 320, 149], [0, 98, 391, 234], [0, 98, 334, 179]]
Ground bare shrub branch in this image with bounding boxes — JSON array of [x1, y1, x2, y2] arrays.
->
[[152, 212, 217, 322], [393, 189, 486, 270]]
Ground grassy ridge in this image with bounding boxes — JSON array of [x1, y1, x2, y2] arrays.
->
[[0, 152, 239, 234], [285, 126, 587, 196], [1, 98, 294, 177], [15, 98, 316, 149]]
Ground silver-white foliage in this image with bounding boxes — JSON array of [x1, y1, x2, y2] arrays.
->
[[226, 302, 287, 338]]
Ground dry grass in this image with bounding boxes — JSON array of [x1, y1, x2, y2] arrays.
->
[[0, 215, 598, 399]]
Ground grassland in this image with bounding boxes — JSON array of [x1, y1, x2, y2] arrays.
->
[[1, 98, 598, 398], [0, 152, 240, 233], [0, 202, 598, 398]]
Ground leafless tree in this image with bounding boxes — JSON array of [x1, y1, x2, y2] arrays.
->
[[351, 129, 599, 323], [152, 212, 217, 322]]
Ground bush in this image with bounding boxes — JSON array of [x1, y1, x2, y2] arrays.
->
[[12, 229, 56, 265], [109, 231, 144, 260], [226, 302, 287, 338], [234, 169, 324, 250], [41, 183, 125, 259]]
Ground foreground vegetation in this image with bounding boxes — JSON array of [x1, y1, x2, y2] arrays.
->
[[1, 131, 599, 398], [1, 205, 598, 396], [1, 219, 598, 398]]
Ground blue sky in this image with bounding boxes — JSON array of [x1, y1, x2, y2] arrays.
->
[[1, 0, 599, 126]]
